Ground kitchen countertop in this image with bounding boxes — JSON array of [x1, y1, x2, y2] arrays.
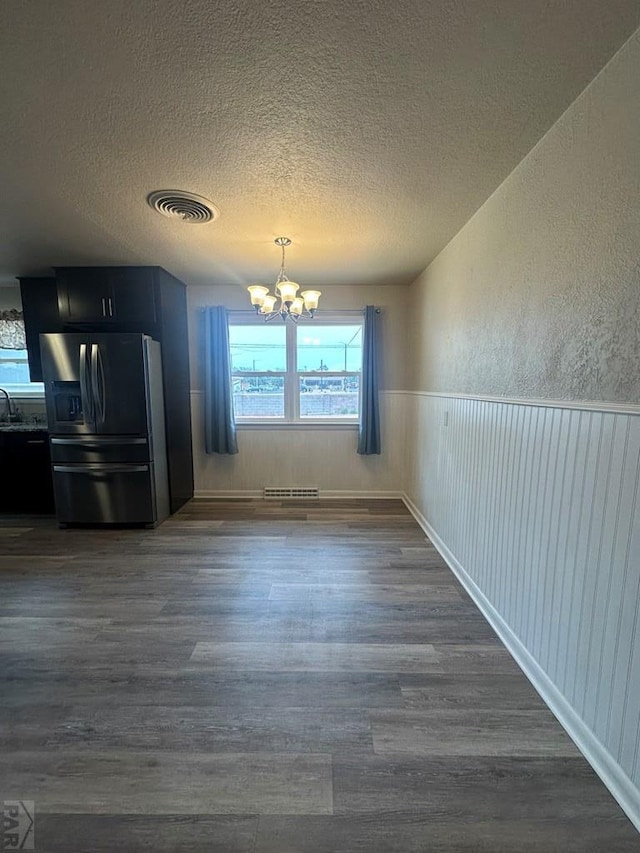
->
[[0, 422, 49, 432]]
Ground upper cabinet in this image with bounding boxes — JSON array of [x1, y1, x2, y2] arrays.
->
[[19, 277, 62, 382], [56, 267, 157, 325]]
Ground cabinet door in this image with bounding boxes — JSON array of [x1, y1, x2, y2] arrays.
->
[[18, 432, 55, 512], [19, 277, 62, 382], [57, 269, 114, 323], [0, 432, 15, 511], [108, 269, 157, 324], [0, 431, 54, 513], [56, 267, 157, 326]]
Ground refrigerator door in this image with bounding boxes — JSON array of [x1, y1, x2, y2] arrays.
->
[[41, 333, 154, 436], [88, 334, 151, 435], [50, 435, 151, 464], [40, 333, 95, 434], [51, 462, 157, 524]]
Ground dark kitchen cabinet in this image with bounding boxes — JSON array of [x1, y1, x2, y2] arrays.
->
[[18, 277, 62, 382], [0, 430, 55, 513], [52, 266, 192, 513], [19, 265, 193, 514], [56, 267, 157, 325]]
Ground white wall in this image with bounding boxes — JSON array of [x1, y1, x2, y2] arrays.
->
[[187, 283, 408, 496], [403, 30, 640, 829], [192, 390, 405, 497], [0, 283, 21, 311]]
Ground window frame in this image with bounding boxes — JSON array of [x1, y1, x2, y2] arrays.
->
[[228, 311, 363, 427]]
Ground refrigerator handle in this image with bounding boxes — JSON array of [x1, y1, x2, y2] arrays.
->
[[53, 464, 150, 474], [79, 343, 94, 427], [90, 343, 106, 426], [97, 344, 107, 424], [51, 437, 147, 446]]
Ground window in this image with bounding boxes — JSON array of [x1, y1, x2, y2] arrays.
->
[[228, 315, 363, 423], [0, 348, 43, 396], [0, 309, 43, 395]]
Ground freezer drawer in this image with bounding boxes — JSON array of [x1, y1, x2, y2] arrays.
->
[[52, 463, 158, 525], [50, 436, 151, 464]]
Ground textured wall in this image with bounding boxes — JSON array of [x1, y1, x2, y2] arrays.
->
[[407, 29, 640, 403]]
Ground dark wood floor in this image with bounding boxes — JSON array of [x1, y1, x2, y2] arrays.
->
[[0, 499, 637, 852]]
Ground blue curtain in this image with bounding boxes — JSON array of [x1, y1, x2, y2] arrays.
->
[[357, 305, 381, 455], [203, 306, 238, 455]]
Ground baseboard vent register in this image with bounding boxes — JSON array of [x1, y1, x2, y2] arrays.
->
[[264, 487, 319, 499]]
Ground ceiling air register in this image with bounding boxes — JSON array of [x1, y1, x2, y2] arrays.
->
[[147, 190, 219, 223]]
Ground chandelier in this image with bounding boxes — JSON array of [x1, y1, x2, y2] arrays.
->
[[247, 237, 321, 321]]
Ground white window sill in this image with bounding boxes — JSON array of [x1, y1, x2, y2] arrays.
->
[[236, 421, 359, 431]]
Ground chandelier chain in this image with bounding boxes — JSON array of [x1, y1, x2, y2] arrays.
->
[[277, 241, 288, 286]]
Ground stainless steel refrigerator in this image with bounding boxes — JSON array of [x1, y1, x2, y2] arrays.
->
[[40, 332, 170, 526]]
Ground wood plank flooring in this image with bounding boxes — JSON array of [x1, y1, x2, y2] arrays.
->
[[0, 499, 637, 851]]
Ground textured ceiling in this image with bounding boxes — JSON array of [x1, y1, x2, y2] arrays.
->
[[1, 1, 639, 288]]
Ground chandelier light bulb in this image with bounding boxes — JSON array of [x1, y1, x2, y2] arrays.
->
[[248, 285, 269, 307], [278, 281, 299, 305], [290, 296, 304, 316], [301, 290, 321, 311], [260, 294, 278, 314]]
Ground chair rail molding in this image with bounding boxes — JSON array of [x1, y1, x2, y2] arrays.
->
[[396, 389, 640, 417]]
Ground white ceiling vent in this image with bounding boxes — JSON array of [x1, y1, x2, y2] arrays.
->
[[147, 190, 219, 223]]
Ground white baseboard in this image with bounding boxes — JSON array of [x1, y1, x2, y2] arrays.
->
[[194, 490, 404, 500], [402, 492, 640, 834], [318, 490, 403, 499], [194, 490, 262, 499]]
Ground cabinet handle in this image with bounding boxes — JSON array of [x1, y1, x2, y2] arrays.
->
[[27, 440, 45, 444], [101, 297, 107, 317], [108, 296, 114, 317]]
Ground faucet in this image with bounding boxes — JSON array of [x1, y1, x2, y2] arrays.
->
[[0, 387, 17, 421]]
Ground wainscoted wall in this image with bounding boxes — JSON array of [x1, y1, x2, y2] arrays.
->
[[402, 390, 640, 828], [192, 390, 405, 497]]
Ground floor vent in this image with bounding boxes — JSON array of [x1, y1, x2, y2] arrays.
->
[[264, 487, 319, 499]]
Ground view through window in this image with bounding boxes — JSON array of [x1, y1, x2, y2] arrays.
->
[[229, 319, 363, 421], [0, 348, 43, 395]]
